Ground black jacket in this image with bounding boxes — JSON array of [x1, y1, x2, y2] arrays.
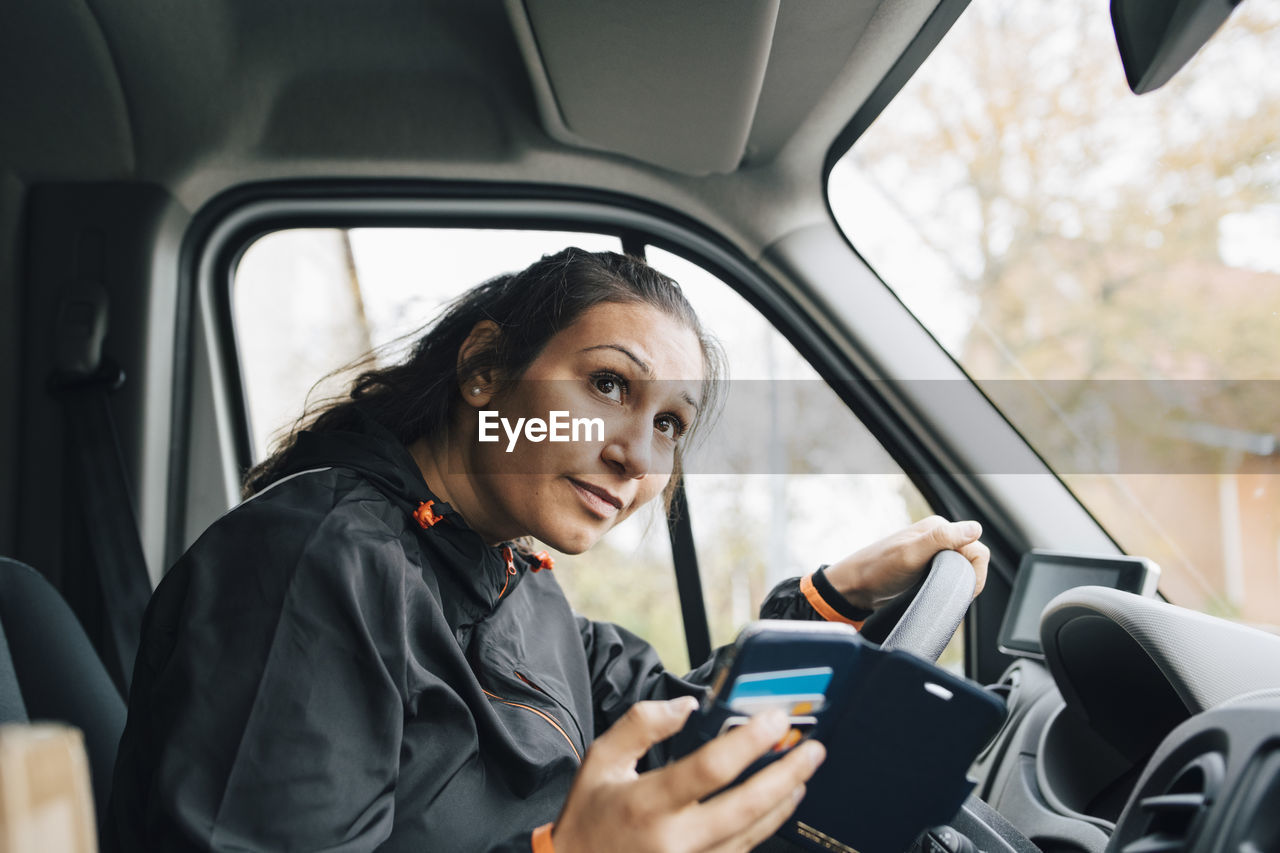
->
[[107, 416, 847, 852]]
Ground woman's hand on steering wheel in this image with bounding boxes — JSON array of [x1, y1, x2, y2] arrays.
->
[[823, 516, 989, 611], [551, 697, 826, 853]]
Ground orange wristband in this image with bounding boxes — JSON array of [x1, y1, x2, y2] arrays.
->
[[800, 573, 867, 629]]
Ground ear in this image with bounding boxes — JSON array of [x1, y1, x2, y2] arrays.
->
[[457, 320, 500, 408]]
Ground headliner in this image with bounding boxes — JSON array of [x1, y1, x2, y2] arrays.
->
[[0, 0, 954, 254]]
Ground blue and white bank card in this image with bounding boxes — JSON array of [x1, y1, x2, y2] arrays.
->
[[726, 666, 834, 715]]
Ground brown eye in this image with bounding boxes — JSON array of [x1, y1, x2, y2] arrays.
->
[[591, 372, 625, 401], [655, 414, 688, 441]]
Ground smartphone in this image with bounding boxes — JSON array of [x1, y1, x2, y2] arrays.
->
[[670, 619, 863, 770], [670, 620, 1007, 853]]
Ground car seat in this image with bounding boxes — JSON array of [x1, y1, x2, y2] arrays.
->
[[0, 557, 127, 831]]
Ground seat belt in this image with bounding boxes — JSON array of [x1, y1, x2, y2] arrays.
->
[[49, 280, 152, 696], [666, 477, 713, 666]]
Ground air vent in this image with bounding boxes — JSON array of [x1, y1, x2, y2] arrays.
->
[[1121, 752, 1224, 853]]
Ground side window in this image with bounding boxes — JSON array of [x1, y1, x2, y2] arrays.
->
[[234, 228, 622, 458], [642, 247, 952, 667], [232, 229, 954, 674]]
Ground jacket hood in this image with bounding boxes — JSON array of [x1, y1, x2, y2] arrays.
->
[[280, 414, 439, 512], [272, 408, 536, 619]]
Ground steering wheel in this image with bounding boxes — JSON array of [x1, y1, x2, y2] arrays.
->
[[853, 551, 1042, 853], [857, 549, 975, 662]]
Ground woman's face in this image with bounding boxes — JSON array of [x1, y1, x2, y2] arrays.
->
[[461, 301, 705, 554]]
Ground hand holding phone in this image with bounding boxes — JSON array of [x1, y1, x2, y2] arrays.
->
[[550, 698, 825, 853], [671, 621, 861, 774], [671, 620, 1006, 853]]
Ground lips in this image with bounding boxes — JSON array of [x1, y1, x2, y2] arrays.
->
[[567, 478, 624, 518]]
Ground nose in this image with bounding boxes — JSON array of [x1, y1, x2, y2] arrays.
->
[[600, 415, 652, 480]]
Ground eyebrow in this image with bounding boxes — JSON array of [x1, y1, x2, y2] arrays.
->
[[581, 344, 701, 413], [581, 344, 653, 376]]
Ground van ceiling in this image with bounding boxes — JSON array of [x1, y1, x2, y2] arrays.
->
[[1, 0, 948, 248], [512, 0, 882, 175]]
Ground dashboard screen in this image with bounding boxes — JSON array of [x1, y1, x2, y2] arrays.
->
[[998, 551, 1158, 657]]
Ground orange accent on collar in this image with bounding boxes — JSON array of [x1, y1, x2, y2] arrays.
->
[[800, 573, 865, 630], [413, 500, 443, 529], [533, 551, 555, 572]]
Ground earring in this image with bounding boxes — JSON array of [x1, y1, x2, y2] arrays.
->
[[471, 386, 483, 396]]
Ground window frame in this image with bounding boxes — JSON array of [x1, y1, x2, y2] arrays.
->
[[178, 180, 989, 674]]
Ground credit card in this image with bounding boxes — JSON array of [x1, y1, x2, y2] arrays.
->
[[729, 693, 827, 715], [719, 715, 819, 750], [726, 666, 834, 709]]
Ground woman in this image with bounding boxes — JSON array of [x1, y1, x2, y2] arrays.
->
[[107, 248, 988, 852]]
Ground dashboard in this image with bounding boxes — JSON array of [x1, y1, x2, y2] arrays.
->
[[952, 587, 1280, 853]]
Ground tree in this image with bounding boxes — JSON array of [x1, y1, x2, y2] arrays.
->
[[837, 1, 1280, 623]]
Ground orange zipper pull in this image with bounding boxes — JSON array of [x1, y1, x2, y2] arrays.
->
[[498, 546, 517, 598], [533, 550, 555, 572]]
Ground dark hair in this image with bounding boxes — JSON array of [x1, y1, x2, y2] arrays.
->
[[243, 247, 724, 504]]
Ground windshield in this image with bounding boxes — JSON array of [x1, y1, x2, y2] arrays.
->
[[829, 1, 1280, 628]]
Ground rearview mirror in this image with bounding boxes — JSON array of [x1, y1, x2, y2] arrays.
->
[[1111, 0, 1244, 94]]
